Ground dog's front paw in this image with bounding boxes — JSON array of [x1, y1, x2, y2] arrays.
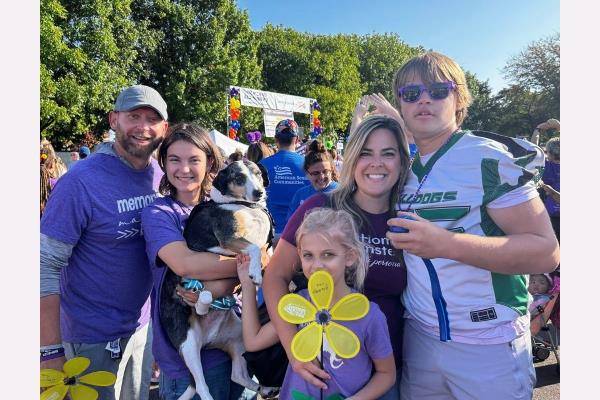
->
[[259, 386, 280, 399], [249, 271, 262, 287]]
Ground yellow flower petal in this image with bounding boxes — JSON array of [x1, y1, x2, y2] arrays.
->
[[291, 322, 323, 362], [69, 383, 99, 400], [79, 371, 117, 387], [41, 384, 68, 400], [64, 357, 90, 377], [330, 293, 370, 321], [308, 270, 334, 310], [278, 293, 317, 324], [40, 368, 66, 387], [324, 321, 361, 359]]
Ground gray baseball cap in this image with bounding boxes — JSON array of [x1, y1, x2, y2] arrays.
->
[[114, 85, 168, 120]]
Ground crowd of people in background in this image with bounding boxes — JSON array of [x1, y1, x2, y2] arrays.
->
[[40, 51, 560, 400]]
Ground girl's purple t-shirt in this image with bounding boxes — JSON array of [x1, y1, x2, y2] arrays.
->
[[279, 289, 392, 399], [281, 193, 406, 367], [141, 196, 228, 378]]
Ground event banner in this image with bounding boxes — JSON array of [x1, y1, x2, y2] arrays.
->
[[263, 109, 295, 137], [239, 87, 313, 114]]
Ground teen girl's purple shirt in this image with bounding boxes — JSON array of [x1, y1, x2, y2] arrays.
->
[[141, 196, 228, 378], [279, 289, 392, 399], [41, 153, 158, 342], [282, 193, 407, 367]]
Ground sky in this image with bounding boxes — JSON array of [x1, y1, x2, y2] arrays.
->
[[237, 0, 560, 94]]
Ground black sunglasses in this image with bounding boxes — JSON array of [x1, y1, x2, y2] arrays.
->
[[398, 81, 457, 103]]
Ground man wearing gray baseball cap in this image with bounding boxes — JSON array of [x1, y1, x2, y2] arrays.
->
[[41, 84, 169, 400]]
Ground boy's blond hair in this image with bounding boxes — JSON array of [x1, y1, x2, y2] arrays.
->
[[393, 51, 473, 126]]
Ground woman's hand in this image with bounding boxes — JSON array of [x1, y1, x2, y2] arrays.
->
[[289, 357, 331, 390], [386, 211, 454, 259]]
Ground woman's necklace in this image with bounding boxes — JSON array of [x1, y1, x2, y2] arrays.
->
[[398, 130, 459, 213]]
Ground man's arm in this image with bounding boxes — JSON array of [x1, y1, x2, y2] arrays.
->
[[387, 197, 559, 274], [40, 234, 74, 369]]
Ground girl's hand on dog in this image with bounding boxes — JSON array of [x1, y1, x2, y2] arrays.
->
[[236, 253, 254, 288], [176, 284, 199, 306]]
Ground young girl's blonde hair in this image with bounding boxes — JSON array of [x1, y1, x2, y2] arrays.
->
[[295, 208, 368, 292]]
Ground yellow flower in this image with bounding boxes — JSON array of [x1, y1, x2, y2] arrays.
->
[[40, 357, 116, 400], [278, 270, 369, 362]]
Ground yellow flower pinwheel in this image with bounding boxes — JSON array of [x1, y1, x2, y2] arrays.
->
[[40, 357, 116, 400], [278, 270, 370, 362]]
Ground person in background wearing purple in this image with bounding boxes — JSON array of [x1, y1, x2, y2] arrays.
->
[[40, 85, 169, 400], [141, 123, 245, 400]]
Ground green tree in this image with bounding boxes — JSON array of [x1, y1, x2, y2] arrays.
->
[[462, 72, 500, 131], [258, 26, 363, 134], [132, 0, 263, 134], [492, 85, 548, 137], [502, 33, 560, 120], [41, 0, 142, 148], [355, 33, 423, 101]]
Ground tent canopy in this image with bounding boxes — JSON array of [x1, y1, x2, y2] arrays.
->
[[208, 129, 248, 157]]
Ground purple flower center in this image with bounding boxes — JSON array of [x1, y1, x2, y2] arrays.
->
[[316, 310, 331, 325]]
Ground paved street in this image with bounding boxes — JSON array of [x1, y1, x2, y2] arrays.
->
[[149, 351, 560, 399]]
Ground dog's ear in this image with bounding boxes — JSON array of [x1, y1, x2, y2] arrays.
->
[[212, 168, 228, 194]]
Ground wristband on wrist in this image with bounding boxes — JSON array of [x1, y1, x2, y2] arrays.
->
[[41, 347, 65, 362]]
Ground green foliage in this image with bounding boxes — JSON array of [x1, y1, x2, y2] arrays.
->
[[41, 0, 140, 148], [258, 26, 364, 136], [40, 2, 559, 148], [354, 33, 423, 100], [498, 33, 560, 133], [131, 0, 262, 134], [462, 72, 499, 131]]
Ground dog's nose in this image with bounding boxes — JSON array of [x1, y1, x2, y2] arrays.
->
[[253, 189, 264, 200]]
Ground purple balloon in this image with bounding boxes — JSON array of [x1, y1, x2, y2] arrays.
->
[[235, 137, 240, 141], [313, 126, 322, 134], [229, 87, 239, 97], [312, 101, 321, 110]]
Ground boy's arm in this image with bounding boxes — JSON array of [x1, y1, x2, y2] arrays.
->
[[346, 355, 396, 400]]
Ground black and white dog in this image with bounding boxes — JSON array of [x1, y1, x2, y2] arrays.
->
[[159, 160, 276, 400]]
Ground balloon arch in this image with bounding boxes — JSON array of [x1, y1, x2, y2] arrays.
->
[[227, 86, 322, 142]]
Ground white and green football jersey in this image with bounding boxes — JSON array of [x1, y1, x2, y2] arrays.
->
[[400, 130, 544, 344]]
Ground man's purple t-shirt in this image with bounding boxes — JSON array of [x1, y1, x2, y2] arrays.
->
[[279, 289, 392, 399], [282, 193, 406, 367], [542, 160, 560, 217], [41, 153, 159, 342], [141, 196, 228, 378]]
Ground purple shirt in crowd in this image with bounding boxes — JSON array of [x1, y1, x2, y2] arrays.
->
[[141, 196, 228, 378], [542, 160, 560, 217], [282, 193, 406, 367], [279, 289, 392, 399], [41, 152, 158, 342]]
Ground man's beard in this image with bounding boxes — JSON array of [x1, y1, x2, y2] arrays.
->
[[115, 126, 162, 159]]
